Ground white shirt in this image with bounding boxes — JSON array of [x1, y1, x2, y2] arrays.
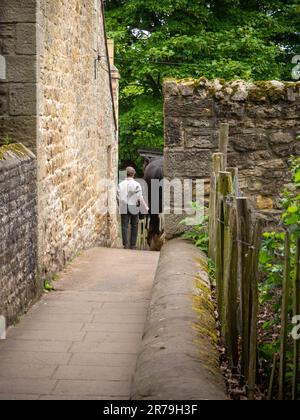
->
[[117, 178, 143, 207]]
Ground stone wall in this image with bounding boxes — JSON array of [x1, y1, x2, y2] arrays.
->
[[164, 78, 300, 237], [1, 1, 118, 281], [0, 0, 37, 150], [0, 144, 38, 325], [131, 239, 226, 400]]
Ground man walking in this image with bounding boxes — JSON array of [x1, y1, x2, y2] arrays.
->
[[117, 167, 149, 250]]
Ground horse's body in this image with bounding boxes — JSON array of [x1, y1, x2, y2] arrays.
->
[[144, 157, 164, 250]]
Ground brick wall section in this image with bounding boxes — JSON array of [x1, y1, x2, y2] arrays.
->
[[164, 78, 300, 238], [0, 0, 37, 151], [0, 144, 38, 325], [36, 0, 118, 276]]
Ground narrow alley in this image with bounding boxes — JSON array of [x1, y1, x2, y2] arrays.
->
[[0, 248, 159, 400]]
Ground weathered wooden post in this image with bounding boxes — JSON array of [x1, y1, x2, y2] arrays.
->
[[248, 219, 263, 400], [279, 231, 291, 400], [219, 123, 229, 168], [215, 171, 233, 322], [209, 153, 225, 260], [223, 201, 239, 368], [236, 197, 251, 378], [226, 167, 239, 197], [268, 353, 278, 400], [292, 237, 300, 400]]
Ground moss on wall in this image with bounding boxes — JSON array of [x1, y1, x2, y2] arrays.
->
[[165, 77, 300, 103], [0, 143, 29, 160]]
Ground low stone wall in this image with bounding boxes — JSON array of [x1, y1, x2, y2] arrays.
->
[[164, 78, 300, 238], [0, 144, 38, 325], [131, 239, 226, 400]]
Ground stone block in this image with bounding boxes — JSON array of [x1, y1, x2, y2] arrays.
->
[[282, 103, 300, 119], [165, 97, 214, 119], [269, 131, 295, 145], [0, 84, 8, 115], [6, 56, 36, 83], [9, 83, 36, 116], [245, 103, 284, 119], [0, 1, 36, 23], [231, 129, 269, 152], [163, 80, 180, 98], [164, 214, 190, 239], [272, 143, 298, 157], [256, 195, 274, 210], [164, 150, 212, 178], [214, 102, 245, 119], [184, 128, 218, 149], [0, 24, 15, 55], [165, 117, 184, 148], [0, 116, 37, 150], [16, 23, 36, 55]]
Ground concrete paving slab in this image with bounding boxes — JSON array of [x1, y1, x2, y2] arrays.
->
[[0, 247, 159, 400]]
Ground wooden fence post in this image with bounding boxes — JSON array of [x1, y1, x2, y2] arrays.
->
[[236, 197, 251, 379], [226, 167, 239, 197], [279, 231, 291, 400], [209, 153, 225, 260], [248, 219, 263, 400], [268, 353, 278, 400], [215, 171, 233, 322], [223, 201, 239, 368], [292, 237, 300, 400]]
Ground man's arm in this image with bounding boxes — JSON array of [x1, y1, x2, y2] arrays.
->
[[136, 184, 149, 213], [140, 196, 149, 213]]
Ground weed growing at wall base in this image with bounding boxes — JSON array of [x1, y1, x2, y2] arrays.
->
[[0, 134, 14, 147]]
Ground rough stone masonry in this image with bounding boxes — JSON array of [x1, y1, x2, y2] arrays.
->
[[0, 0, 118, 277], [0, 145, 38, 325], [164, 78, 300, 238]]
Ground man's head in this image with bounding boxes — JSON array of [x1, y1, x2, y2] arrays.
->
[[126, 167, 136, 178]]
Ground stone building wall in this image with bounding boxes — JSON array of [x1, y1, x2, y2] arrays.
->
[[1, 1, 118, 280], [36, 0, 118, 276], [0, 0, 37, 150], [164, 78, 300, 237], [0, 144, 38, 325]]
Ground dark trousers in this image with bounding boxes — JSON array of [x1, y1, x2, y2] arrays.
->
[[121, 210, 139, 249]]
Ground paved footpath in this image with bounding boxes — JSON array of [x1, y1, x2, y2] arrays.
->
[[0, 248, 159, 400]]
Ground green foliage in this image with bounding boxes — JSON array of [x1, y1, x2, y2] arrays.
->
[[281, 156, 300, 234], [44, 280, 55, 292], [182, 223, 209, 254], [181, 205, 209, 253], [105, 0, 300, 170], [258, 156, 300, 397], [120, 97, 164, 172], [181, 205, 216, 282], [0, 134, 14, 146]]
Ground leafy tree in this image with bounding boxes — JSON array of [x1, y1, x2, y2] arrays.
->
[[105, 0, 300, 171]]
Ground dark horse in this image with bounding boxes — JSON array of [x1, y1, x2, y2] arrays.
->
[[144, 156, 165, 251]]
